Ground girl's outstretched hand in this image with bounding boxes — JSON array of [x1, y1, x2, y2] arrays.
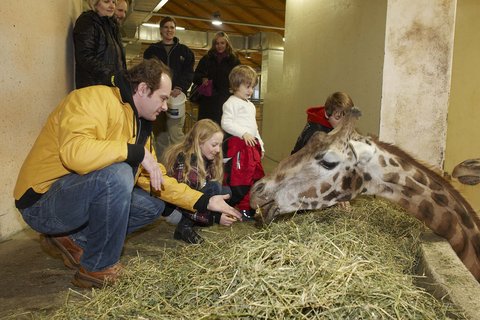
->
[[207, 194, 242, 221], [219, 213, 239, 226]]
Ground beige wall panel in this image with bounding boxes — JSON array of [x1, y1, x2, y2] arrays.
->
[[0, 0, 82, 240], [262, 0, 386, 164], [380, 0, 456, 168], [445, 0, 480, 212]]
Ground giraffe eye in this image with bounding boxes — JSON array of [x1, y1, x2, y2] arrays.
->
[[317, 151, 341, 170], [319, 160, 339, 170]]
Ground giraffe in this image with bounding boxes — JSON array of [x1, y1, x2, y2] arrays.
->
[[452, 159, 480, 185], [250, 108, 480, 281]]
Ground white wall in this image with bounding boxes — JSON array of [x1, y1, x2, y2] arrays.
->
[[0, 0, 82, 240], [262, 0, 387, 163], [380, 0, 456, 168], [264, 0, 459, 171]]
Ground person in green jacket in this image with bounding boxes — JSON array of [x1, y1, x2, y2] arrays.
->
[[13, 59, 241, 289]]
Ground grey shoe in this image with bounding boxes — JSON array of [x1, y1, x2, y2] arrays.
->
[[165, 209, 183, 225]]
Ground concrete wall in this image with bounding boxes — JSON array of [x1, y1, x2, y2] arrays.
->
[[262, 0, 460, 168], [0, 0, 82, 240], [260, 34, 285, 173], [380, 0, 456, 168], [445, 0, 480, 211], [262, 0, 387, 163]]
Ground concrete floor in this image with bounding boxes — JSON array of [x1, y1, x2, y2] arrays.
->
[[0, 220, 179, 319]]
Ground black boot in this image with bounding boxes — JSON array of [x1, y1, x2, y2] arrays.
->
[[174, 216, 204, 244]]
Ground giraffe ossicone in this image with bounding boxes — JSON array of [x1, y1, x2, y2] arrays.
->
[[250, 108, 480, 281], [452, 158, 480, 185]]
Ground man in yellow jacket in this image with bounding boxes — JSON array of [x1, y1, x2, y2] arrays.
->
[[13, 59, 241, 288]]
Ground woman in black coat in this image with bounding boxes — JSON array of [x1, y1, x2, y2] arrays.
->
[[73, 0, 126, 89], [193, 32, 240, 125]]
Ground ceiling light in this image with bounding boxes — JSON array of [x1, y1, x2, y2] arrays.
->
[[142, 22, 184, 30], [212, 12, 222, 26], [142, 23, 159, 28], [153, 0, 169, 12]]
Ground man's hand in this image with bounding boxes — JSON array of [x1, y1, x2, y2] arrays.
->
[[142, 147, 163, 191], [242, 133, 257, 146], [207, 194, 242, 221]]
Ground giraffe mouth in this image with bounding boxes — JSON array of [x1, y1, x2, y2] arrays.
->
[[253, 199, 279, 226]]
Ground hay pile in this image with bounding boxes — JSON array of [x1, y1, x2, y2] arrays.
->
[[47, 198, 465, 319]]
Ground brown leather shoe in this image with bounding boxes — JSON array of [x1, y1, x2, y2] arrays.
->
[[41, 235, 83, 270], [72, 263, 123, 289]]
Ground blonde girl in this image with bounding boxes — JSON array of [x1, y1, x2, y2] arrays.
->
[[163, 119, 237, 244]]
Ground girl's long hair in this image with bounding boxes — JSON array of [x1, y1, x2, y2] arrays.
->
[[163, 119, 224, 187]]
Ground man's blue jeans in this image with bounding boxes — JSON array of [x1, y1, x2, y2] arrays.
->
[[19, 163, 165, 272]]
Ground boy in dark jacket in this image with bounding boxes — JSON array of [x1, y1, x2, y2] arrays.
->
[[291, 92, 354, 154]]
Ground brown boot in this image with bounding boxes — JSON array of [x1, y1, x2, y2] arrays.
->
[[72, 263, 123, 289], [41, 235, 83, 270]]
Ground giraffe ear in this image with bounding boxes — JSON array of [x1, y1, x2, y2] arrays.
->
[[349, 140, 375, 165]]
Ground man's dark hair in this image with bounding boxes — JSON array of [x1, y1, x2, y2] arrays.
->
[[160, 16, 176, 28], [126, 59, 171, 96]]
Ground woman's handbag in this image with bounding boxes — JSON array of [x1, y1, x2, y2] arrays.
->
[[198, 80, 213, 97], [189, 80, 213, 103]]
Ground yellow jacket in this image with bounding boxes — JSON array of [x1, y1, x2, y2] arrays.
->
[[14, 86, 202, 211]]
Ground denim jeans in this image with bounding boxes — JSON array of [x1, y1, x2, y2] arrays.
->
[[19, 163, 165, 272], [174, 181, 231, 226], [202, 181, 231, 197]]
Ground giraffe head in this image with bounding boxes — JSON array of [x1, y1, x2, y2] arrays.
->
[[452, 159, 480, 185], [251, 108, 369, 225]]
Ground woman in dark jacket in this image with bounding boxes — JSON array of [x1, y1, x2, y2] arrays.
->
[[73, 0, 126, 89], [193, 31, 240, 125]]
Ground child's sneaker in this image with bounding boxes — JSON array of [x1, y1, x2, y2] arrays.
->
[[240, 209, 256, 221]]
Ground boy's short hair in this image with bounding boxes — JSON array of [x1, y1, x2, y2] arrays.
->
[[324, 92, 354, 117], [229, 65, 257, 93]]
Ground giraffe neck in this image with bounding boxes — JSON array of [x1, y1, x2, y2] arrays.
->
[[364, 139, 480, 280]]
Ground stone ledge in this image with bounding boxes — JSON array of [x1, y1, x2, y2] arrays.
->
[[416, 231, 480, 320]]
